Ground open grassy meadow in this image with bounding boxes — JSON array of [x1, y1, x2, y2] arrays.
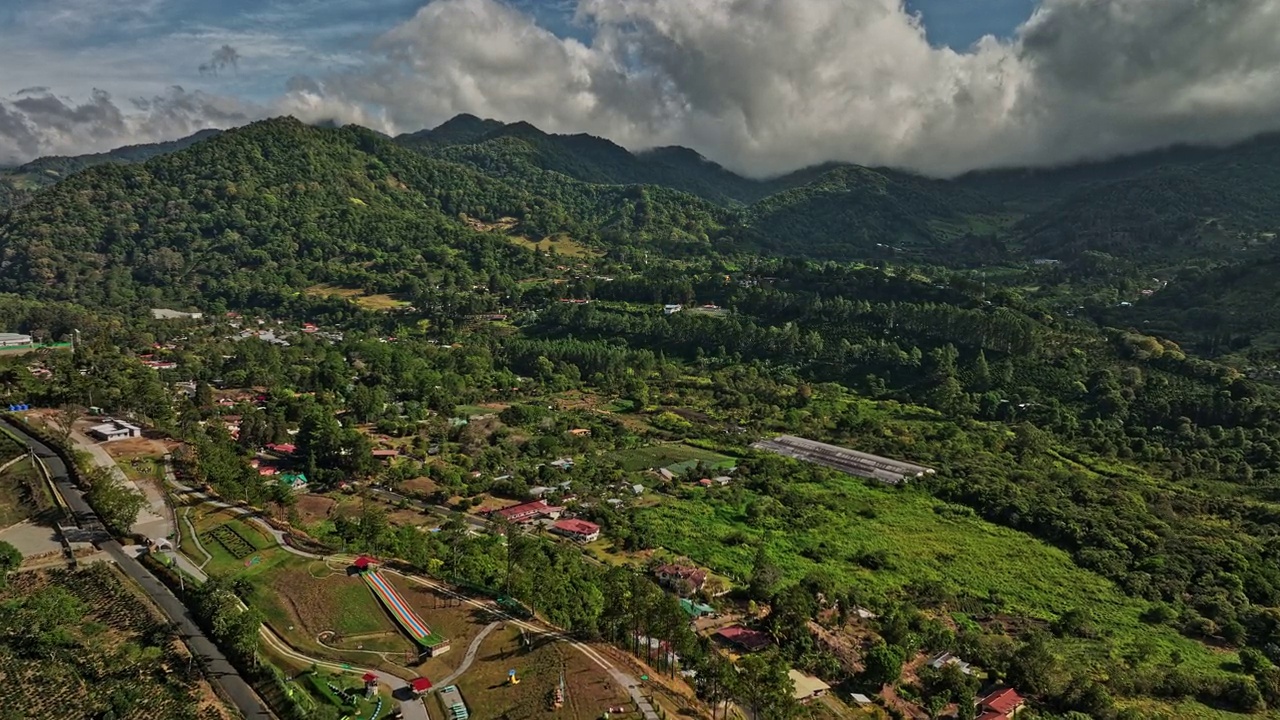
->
[[507, 234, 598, 258], [610, 443, 739, 473], [634, 473, 1238, 680]]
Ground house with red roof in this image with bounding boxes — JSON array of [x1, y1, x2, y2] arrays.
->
[[654, 564, 708, 595], [550, 518, 600, 543], [372, 448, 400, 461], [976, 688, 1025, 719], [409, 677, 433, 696], [267, 442, 296, 455], [493, 499, 564, 524], [715, 625, 772, 653], [353, 555, 378, 571]]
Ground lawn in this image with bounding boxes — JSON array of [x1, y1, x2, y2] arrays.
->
[[508, 234, 598, 258], [634, 473, 1237, 681], [305, 284, 409, 311], [611, 443, 739, 473]]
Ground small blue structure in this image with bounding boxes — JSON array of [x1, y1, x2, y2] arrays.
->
[[7, 404, 29, 412]]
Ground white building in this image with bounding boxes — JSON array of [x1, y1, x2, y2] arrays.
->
[[0, 332, 33, 347], [663, 304, 683, 315], [87, 419, 143, 442], [151, 308, 203, 320]]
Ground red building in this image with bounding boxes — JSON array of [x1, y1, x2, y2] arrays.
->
[[550, 518, 600, 542], [715, 625, 772, 652], [976, 688, 1025, 719], [654, 564, 708, 595], [493, 499, 564, 524]]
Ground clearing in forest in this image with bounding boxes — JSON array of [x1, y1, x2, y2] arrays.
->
[[305, 284, 409, 310]]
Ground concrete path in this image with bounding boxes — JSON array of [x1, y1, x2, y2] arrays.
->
[[67, 428, 172, 543], [434, 621, 501, 689], [0, 455, 23, 474], [181, 506, 213, 568]]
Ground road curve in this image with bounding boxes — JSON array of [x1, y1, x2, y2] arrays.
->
[[0, 416, 274, 720]]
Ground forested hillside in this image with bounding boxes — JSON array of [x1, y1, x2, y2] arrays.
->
[[0, 129, 221, 210]]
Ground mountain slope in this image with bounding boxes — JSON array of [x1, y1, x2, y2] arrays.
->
[[0, 129, 222, 210], [0, 118, 567, 307]]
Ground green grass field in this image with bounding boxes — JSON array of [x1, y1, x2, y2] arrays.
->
[[611, 443, 739, 472], [634, 472, 1237, 681]]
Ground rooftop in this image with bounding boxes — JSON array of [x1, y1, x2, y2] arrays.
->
[[552, 518, 600, 535], [788, 669, 831, 699]]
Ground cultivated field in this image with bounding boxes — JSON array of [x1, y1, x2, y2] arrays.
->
[[611, 443, 738, 473], [305, 284, 410, 311], [0, 565, 228, 719]]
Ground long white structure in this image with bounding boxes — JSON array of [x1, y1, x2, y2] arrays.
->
[[751, 435, 934, 485]]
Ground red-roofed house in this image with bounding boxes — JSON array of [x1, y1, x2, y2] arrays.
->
[[267, 442, 296, 455], [493, 499, 564, 524], [715, 626, 772, 653], [550, 518, 600, 543], [655, 564, 708, 595], [976, 688, 1025, 719], [353, 555, 377, 571], [409, 677, 433, 696], [372, 448, 400, 461]]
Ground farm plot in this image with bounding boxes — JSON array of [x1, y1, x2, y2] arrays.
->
[[0, 565, 210, 719]]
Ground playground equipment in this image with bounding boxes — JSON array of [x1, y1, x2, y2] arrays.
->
[[508, 669, 520, 685], [551, 671, 565, 709], [358, 564, 451, 657]]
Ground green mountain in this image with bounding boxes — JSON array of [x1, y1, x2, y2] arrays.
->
[[0, 129, 222, 209], [0, 118, 574, 307]]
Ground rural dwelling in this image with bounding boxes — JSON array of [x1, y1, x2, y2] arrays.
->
[[568, 428, 592, 437], [928, 652, 974, 675], [87, 419, 142, 442], [663, 304, 683, 315], [550, 518, 601, 542], [267, 443, 296, 455], [277, 473, 308, 493], [679, 598, 715, 619], [715, 626, 772, 653], [655, 564, 708, 595], [976, 688, 1025, 720], [0, 332, 33, 347], [657, 467, 676, 482], [371, 448, 400, 461], [493, 499, 564, 524], [788, 670, 830, 703], [409, 677, 433, 697]]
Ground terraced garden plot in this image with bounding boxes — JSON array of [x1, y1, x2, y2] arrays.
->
[[0, 565, 208, 719], [202, 523, 257, 560]]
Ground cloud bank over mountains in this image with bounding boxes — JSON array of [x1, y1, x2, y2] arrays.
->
[[5, 0, 1280, 177]]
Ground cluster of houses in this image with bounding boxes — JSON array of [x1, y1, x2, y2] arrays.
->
[[488, 499, 602, 543]]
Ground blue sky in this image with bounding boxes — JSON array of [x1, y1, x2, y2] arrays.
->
[[0, 0, 1038, 107]]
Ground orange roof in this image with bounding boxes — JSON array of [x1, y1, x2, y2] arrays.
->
[[979, 688, 1025, 715]]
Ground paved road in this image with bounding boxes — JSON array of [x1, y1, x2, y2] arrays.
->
[[368, 486, 489, 532], [0, 417, 273, 720]]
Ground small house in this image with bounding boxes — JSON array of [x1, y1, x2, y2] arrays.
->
[[568, 428, 592, 437], [657, 467, 676, 482], [715, 625, 772, 653], [372, 449, 400, 461], [976, 688, 1025, 720], [655, 564, 708, 595], [267, 442, 296, 455], [663, 304, 682, 315], [679, 598, 715, 618], [928, 651, 974, 675], [788, 670, 830, 703], [409, 677, 433, 697], [550, 518, 601, 543], [278, 472, 308, 492], [362, 672, 379, 699], [87, 419, 142, 442]]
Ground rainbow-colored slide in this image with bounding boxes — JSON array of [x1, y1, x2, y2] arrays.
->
[[363, 571, 446, 648]]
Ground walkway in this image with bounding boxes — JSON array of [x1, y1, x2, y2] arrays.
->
[[0, 417, 273, 720], [435, 621, 501, 689]]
